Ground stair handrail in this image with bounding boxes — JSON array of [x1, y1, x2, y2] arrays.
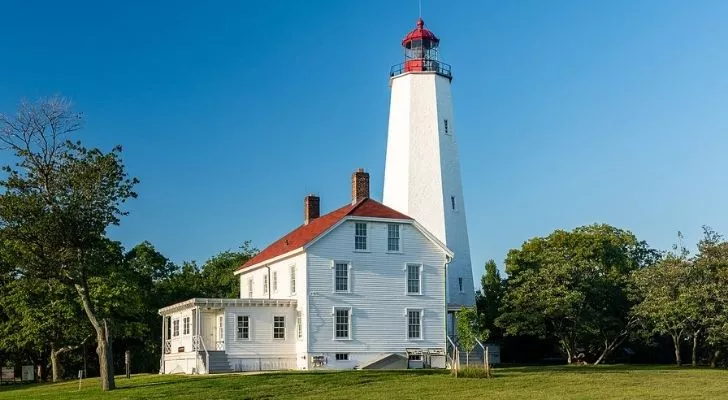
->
[[446, 335, 458, 369], [193, 335, 210, 374], [474, 337, 488, 369]]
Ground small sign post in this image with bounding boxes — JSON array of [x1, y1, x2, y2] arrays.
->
[[125, 350, 131, 379]]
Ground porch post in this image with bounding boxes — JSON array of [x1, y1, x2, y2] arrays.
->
[[160, 316, 166, 374]]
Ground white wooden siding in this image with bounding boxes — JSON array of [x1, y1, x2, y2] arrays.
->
[[223, 305, 297, 357], [306, 220, 446, 356], [237, 253, 309, 368]]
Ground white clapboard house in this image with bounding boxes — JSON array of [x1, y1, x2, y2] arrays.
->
[[159, 170, 453, 374]]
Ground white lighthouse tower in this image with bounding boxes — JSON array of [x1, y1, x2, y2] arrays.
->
[[383, 18, 475, 313]]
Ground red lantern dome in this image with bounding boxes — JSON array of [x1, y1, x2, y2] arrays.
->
[[402, 18, 440, 47], [390, 18, 451, 80]]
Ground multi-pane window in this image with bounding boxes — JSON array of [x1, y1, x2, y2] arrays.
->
[[263, 274, 269, 295], [407, 264, 421, 294], [334, 308, 351, 339], [172, 319, 180, 337], [408, 310, 422, 339], [335, 262, 349, 292], [237, 316, 249, 340], [218, 316, 224, 340], [354, 222, 367, 250], [272, 271, 278, 293], [273, 316, 285, 339], [296, 311, 302, 339], [183, 317, 190, 335], [290, 266, 296, 294], [248, 278, 253, 298], [388, 224, 401, 252], [335, 353, 349, 361]]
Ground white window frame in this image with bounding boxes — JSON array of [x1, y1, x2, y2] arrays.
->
[[182, 317, 190, 336], [333, 306, 352, 340], [172, 319, 180, 337], [263, 274, 269, 295], [236, 315, 250, 340], [290, 265, 297, 295], [247, 278, 253, 298], [272, 271, 278, 293], [217, 315, 224, 341], [332, 260, 351, 293], [296, 311, 303, 340], [405, 263, 423, 295], [406, 308, 423, 340], [387, 223, 401, 253], [273, 315, 286, 340], [354, 222, 368, 251]]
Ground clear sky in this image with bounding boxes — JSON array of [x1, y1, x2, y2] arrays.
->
[[1, 1, 727, 282]]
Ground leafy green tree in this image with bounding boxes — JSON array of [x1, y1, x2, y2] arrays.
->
[[632, 254, 694, 366], [498, 224, 658, 364], [456, 307, 480, 365], [0, 98, 137, 390], [475, 260, 504, 341], [199, 242, 257, 298], [694, 227, 728, 367]]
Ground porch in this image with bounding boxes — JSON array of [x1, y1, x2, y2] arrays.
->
[[158, 298, 298, 374]]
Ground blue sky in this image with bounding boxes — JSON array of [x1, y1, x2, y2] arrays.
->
[[1, 1, 727, 282]]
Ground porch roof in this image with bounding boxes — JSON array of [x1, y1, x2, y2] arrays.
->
[[158, 297, 298, 315]]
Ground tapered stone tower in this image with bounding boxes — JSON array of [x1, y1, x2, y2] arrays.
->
[[383, 18, 475, 313]]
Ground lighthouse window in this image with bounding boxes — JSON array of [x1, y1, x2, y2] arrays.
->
[[458, 277, 464, 293], [444, 119, 450, 135], [451, 196, 456, 211]]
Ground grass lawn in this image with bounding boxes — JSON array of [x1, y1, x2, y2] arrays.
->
[[0, 365, 726, 400]]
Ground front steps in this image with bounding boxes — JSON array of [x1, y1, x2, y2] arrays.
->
[[204, 351, 233, 373]]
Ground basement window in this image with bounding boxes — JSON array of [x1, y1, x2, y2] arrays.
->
[[335, 353, 349, 361]]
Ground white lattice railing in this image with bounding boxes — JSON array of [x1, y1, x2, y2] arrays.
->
[[164, 339, 172, 354]]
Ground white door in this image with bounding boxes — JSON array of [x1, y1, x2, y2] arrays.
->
[[202, 314, 216, 350]]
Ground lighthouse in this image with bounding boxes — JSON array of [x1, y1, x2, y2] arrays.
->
[[383, 19, 476, 314]]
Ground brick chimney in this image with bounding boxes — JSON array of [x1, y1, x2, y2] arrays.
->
[[351, 168, 370, 203], [304, 194, 320, 225]]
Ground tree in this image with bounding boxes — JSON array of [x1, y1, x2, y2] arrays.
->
[[0, 98, 137, 390], [695, 227, 728, 367], [455, 307, 481, 366], [199, 242, 257, 298], [497, 224, 658, 364], [632, 254, 695, 366], [0, 275, 92, 382], [475, 260, 504, 341]]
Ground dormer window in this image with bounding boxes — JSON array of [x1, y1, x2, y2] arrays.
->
[[354, 222, 367, 250]]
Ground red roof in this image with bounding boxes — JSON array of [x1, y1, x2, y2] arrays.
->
[[402, 18, 439, 47], [238, 198, 412, 271]]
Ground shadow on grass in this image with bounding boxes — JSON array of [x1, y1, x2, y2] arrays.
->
[[498, 364, 689, 375]]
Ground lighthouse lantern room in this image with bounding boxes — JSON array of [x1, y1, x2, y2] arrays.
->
[[390, 18, 452, 79]]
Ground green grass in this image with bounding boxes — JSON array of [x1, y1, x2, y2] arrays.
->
[[1, 365, 726, 400]]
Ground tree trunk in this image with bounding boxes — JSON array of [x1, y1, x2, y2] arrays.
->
[[75, 283, 115, 391], [692, 331, 699, 367], [50, 345, 61, 383], [710, 349, 721, 368], [672, 334, 682, 366]]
